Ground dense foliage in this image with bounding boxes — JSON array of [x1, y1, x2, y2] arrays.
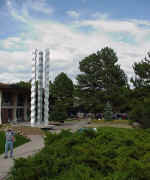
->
[[8, 128, 150, 180], [129, 97, 150, 128], [77, 47, 128, 92], [131, 52, 150, 88], [49, 72, 74, 121], [0, 131, 30, 154], [11, 81, 31, 89], [128, 52, 150, 126], [76, 47, 128, 113], [49, 110, 68, 121]]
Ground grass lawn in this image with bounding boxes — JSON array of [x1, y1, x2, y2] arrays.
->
[[86, 119, 132, 129], [92, 119, 129, 124], [0, 131, 30, 155]]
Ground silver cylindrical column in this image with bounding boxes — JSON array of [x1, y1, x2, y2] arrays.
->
[[31, 49, 37, 126], [44, 49, 50, 126], [37, 51, 43, 124]]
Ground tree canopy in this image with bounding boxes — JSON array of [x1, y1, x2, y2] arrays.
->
[[77, 47, 127, 93], [50, 72, 74, 120], [131, 51, 150, 88], [76, 47, 128, 113]]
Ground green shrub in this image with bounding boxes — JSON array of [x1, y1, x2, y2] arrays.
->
[[8, 127, 150, 180], [129, 103, 143, 124], [129, 98, 150, 128], [49, 111, 68, 122]]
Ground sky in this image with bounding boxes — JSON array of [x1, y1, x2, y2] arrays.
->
[[0, 0, 150, 84]]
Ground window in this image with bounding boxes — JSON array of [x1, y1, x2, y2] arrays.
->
[[2, 92, 12, 106], [17, 94, 24, 106]]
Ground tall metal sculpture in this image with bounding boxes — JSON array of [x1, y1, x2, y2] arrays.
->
[[44, 49, 50, 126], [31, 49, 50, 126], [37, 51, 43, 125], [31, 49, 37, 126]]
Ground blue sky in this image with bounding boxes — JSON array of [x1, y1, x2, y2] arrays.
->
[[0, 0, 150, 83]]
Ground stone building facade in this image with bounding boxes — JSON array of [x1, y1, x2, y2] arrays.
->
[[0, 83, 30, 124]]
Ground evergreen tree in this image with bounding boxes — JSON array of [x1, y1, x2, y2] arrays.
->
[[77, 47, 128, 93], [131, 51, 150, 88], [76, 47, 128, 113], [50, 72, 74, 121], [104, 102, 113, 121]]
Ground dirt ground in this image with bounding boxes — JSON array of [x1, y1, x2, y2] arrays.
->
[[0, 125, 44, 136]]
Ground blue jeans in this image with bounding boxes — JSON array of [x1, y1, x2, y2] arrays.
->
[[5, 141, 13, 157]]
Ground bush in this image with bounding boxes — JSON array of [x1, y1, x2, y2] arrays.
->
[[129, 103, 143, 124], [129, 98, 150, 128], [49, 111, 68, 122], [8, 128, 150, 180]]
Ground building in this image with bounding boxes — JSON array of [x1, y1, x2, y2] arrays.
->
[[0, 83, 30, 124]]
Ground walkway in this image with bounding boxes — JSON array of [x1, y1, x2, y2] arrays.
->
[[0, 135, 44, 180], [51, 119, 91, 133]]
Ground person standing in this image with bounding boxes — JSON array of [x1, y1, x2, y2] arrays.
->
[[4, 128, 15, 159]]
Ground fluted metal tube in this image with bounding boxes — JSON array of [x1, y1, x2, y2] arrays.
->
[[31, 49, 37, 126], [37, 51, 43, 124], [44, 49, 50, 126]]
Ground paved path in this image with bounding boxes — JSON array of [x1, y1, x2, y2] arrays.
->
[[51, 119, 90, 133], [50, 120, 132, 133], [0, 135, 44, 180], [0, 120, 88, 180]]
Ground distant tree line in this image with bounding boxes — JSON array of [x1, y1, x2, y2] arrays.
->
[[16, 47, 150, 127]]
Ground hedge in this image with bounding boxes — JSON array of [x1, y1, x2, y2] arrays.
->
[[8, 127, 150, 180]]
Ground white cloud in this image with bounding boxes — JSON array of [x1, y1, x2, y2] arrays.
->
[[2, 37, 22, 49], [0, 50, 32, 82], [6, 0, 29, 23], [66, 10, 80, 18], [26, 0, 54, 15], [131, 19, 150, 26], [76, 18, 150, 44], [92, 12, 109, 19], [1, 2, 150, 84], [6, 0, 53, 24]]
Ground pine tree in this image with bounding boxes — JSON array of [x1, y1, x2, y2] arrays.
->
[[76, 47, 128, 113], [104, 102, 113, 121]]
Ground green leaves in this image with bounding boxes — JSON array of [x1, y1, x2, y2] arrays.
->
[[8, 128, 150, 180], [129, 97, 150, 128], [49, 73, 74, 121], [131, 51, 150, 88], [76, 47, 128, 113]]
